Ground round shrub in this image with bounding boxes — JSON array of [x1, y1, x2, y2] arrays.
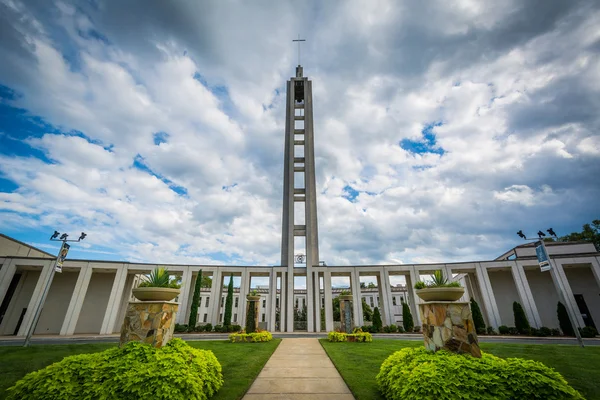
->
[[376, 347, 583, 400], [498, 325, 509, 335], [6, 339, 223, 400]]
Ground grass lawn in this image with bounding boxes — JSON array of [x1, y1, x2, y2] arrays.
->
[[320, 339, 600, 400], [0, 339, 280, 400]]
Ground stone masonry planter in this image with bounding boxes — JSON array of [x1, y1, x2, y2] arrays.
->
[[132, 287, 181, 302], [416, 287, 465, 302], [246, 295, 261, 301], [338, 295, 353, 301]]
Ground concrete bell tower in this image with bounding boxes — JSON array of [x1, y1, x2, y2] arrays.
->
[[281, 64, 320, 332]]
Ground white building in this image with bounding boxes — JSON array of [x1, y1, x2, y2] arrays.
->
[[1, 233, 599, 336]]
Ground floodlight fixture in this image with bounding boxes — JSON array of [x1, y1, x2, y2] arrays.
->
[[59, 233, 69, 240], [547, 228, 557, 238], [537, 230, 546, 238], [516, 230, 527, 239], [50, 231, 60, 240], [78, 232, 87, 241]]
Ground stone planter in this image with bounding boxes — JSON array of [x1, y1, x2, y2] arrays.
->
[[120, 301, 178, 348], [246, 295, 261, 301], [416, 287, 464, 302], [132, 287, 180, 302], [338, 295, 353, 301]]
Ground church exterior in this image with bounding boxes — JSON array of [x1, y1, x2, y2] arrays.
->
[[1, 65, 599, 337]]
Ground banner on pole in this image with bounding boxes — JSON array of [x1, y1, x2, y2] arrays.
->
[[535, 241, 551, 272], [55, 242, 70, 273]]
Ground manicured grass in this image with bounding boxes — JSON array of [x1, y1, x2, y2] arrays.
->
[[320, 339, 600, 400], [0, 339, 280, 400]]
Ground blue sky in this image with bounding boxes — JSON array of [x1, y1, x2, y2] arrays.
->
[[0, 0, 599, 275]]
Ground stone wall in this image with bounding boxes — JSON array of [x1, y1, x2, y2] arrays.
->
[[419, 301, 481, 358], [120, 301, 178, 348]]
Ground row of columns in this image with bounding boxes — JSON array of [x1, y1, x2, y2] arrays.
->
[[2, 256, 600, 335]]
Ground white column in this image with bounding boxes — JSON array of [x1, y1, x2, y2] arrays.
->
[[306, 269, 314, 332], [100, 266, 128, 334], [323, 270, 333, 332], [286, 269, 294, 332], [176, 268, 193, 324], [209, 269, 222, 326], [17, 260, 54, 337], [313, 271, 321, 332], [552, 260, 585, 327], [268, 271, 277, 331], [590, 257, 600, 289], [239, 270, 250, 327], [475, 263, 501, 328], [511, 262, 542, 328], [0, 259, 17, 306], [378, 270, 393, 326], [60, 264, 93, 335], [408, 268, 422, 327], [350, 269, 362, 327], [280, 271, 287, 332]]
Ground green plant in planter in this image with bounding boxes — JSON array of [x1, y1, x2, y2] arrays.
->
[[249, 289, 259, 296], [138, 267, 181, 289], [413, 270, 462, 289], [414, 281, 426, 289], [339, 289, 351, 296]]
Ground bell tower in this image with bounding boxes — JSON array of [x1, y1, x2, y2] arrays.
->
[[281, 64, 320, 332]]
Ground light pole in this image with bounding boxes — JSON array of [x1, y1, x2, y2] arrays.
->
[[516, 229, 584, 347], [23, 231, 87, 347]]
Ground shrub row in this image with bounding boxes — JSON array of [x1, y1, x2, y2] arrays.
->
[[377, 347, 583, 400], [361, 325, 421, 333], [327, 331, 373, 342], [175, 323, 242, 333], [6, 339, 223, 400], [228, 331, 273, 342]]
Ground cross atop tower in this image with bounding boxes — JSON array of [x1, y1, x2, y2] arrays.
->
[[292, 35, 306, 71]]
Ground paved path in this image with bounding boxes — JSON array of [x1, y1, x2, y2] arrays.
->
[[242, 338, 354, 400]]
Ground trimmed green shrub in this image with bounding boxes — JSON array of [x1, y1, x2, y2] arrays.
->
[[229, 331, 273, 342], [397, 326, 405, 333], [384, 324, 397, 333], [486, 326, 496, 335], [224, 275, 234, 327], [362, 298, 373, 322], [376, 347, 583, 400], [246, 301, 257, 333], [413, 326, 421, 333], [328, 331, 347, 342], [327, 331, 372, 342], [579, 326, 598, 338], [188, 270, 202, 328], [470, 297, 486, 333], [539, 326, 552, 337], [401, 302, 414, 333], [557, 301, 575, 336], [372, 307, 383, 332], [513, 302, 530, 334], [508, 326, 518, 335], [498, 325, 509, 335], [6, 339, 223, 400], [550, 328, 561, 336], [203, 323, 213, 332], [361, 325, 377, 333], [174, 323, 188, 333], [213, 325, 224, 332]]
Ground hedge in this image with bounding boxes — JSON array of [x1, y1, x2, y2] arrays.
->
[[229, 331, 273, 342], [6, 338, 223, 400], [327, 331, 373, 342], [376, 347, 583, 400]]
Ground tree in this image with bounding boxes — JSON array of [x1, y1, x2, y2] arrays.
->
[[558, 219, 600, 251], [188, 270, 202, 328], [223, 275, 234, 327], [470, 297, 486, 334], [333, 297, 340, 321], [557, 301, 574, 336], [201, 276, 212, 288], [246, 301, 257, 333], [513, 301, 530, 334], [362, 299, 373, 322], [373, 307, 383, 332], [402, 302, 414, 332]]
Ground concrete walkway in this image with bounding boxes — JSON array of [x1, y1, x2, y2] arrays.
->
[[243, 338, 354, 400]]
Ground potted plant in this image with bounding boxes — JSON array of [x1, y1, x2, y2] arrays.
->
[[414, 270, 464, 302], [338, 289, 353, 301], [247, 289, 260, 301], [132, 267, 182, 302]]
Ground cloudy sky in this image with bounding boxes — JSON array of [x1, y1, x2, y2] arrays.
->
[[1, 0, 599, 269]]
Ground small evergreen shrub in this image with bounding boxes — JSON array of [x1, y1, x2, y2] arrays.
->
[[213, 325, 224, 332], [373, 307, 383, 332], [477, 327, 486, 335], [513, 301, 531, 334], [401, 302, 414, 333], [376, 347, 583, 400], [413, 326, 421, 333], [486, 326, 496, 335], [246, 302, 257, 333], [498, 325, 509, 335], [470, 297, 486, 333], [229, 331, 273, 342], [327, 331, 372, 342], [174, 323, 188, 333], [328, 331, 347, 342], [188, 270, 202, 328], [539, 327, 552, 337], [6, 339, 222, 400], [508, 326, 519, 335], [203, 323, 213, 332], [557, 302, 575, 336], [398, 326, 405, 333], [550, 328, 561, 336], [579, 326, 598, 338], [384, 324, 397, 333]]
